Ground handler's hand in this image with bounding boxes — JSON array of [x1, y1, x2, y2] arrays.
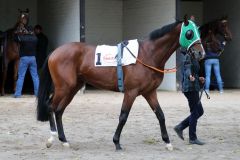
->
[[199, 77, 205, 84], [189, 75, 195, 81]]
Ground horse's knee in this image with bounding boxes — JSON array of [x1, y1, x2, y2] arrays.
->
[[119, 110, 129, 125], [155, 106, 165, 122]]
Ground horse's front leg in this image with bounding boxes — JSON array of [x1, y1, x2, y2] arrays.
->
[[143, 90, 173, 151], [113, 90, 137, 150], [13, 59, 19, 92]]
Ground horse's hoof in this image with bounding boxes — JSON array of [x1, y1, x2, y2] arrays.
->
[[46, 141, 53, 148], [62, 142, 70, 148], [46, 134, 55, 148], [166, 143, 173, 151]]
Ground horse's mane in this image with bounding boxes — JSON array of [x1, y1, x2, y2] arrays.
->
[[149, 21, 181, 41]]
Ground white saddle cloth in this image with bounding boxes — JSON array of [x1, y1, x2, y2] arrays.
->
[[94, 39, 139, 67]]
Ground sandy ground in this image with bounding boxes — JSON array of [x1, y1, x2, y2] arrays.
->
[[0, 89, 240, 160]]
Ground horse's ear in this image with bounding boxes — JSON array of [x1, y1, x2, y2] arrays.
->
[[221, 15, 228, 21], [190, 15, 195, 21], [18, 8, 22, 13], [184, 14, 189, 26], [26, 8, 30, 13]]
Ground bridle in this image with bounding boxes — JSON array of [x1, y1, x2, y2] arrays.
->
[[187, 41, 204, 59]]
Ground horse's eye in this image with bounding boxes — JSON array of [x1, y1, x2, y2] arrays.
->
[[185, 30, 194, 40]]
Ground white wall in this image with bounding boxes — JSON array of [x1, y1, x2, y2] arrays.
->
[[0, 0, 37, 31], [38, 0, 80, 51], [85, 0, 122, 45], [123, 0, 176, 91], [204, 0, 240, 88]]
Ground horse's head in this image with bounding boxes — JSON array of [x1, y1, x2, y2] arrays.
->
[[216, 16, 232, 42], [18, 8, 30, 26], [179, 16, 205, 60]]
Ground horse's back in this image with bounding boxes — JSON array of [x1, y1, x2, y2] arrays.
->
[[50, 42, 94, 57]]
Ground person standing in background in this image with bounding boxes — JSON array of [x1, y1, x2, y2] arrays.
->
[[14, 28, 39, 98], [204, 40, 225, 94], [34, 25, 48, 70]]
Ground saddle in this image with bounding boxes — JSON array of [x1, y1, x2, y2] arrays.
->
[[95, 39, 139, 67]]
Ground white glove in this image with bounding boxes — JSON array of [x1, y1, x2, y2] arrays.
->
[[222, 41, 226, 46]]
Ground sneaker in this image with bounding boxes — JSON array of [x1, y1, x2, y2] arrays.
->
[[189, 139, 205, 145], [174, 125, 184, 140], [13, 95, 21, 98], [219, 90, 224, 94]]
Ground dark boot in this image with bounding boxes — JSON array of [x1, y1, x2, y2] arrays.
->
[[174, 125, 184, 140], [189, 139, 205, 145]]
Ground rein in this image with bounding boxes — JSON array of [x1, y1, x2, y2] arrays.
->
[[198, 82, 210, 104], [123, 43, 179, 74], [136, 58, 179, 73]]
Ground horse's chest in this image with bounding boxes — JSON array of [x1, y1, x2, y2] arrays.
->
[[145, 73, 163, 89]]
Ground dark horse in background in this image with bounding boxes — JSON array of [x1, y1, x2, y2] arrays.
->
[[199, 16, 232, 77], [37, 16, 205, 150], [0, 9, 30, 96], [200, 16, 232, 45]]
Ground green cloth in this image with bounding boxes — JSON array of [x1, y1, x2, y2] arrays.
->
[[179, 20, 201, 50]]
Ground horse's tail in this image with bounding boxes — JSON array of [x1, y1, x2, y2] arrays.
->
[[37, 56, 52, 121]]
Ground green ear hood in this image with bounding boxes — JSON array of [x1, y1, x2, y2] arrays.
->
[[179, 20, 201, 50]]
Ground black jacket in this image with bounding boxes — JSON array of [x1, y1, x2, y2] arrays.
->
[[15, 34, 38, 57], [182, 54, 201, 92]]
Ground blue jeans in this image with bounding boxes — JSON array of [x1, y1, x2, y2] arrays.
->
[[204, 59, 223, 92], [14, 56, 39, 96]]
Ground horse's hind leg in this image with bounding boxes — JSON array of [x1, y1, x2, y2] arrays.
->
[[113, 90, 137, 150], [143, 90, 173, 150], [46, 112, 57, 148], [50, 83, 83, 147]]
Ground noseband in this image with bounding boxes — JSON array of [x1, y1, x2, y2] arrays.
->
[[187, 41, 204, 59]]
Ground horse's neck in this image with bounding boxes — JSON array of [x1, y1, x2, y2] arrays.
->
[[151, 25, 181, 68]]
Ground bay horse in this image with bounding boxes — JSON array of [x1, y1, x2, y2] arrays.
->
[[37, 16, 205, 150], [0, 9, 30, 96]]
